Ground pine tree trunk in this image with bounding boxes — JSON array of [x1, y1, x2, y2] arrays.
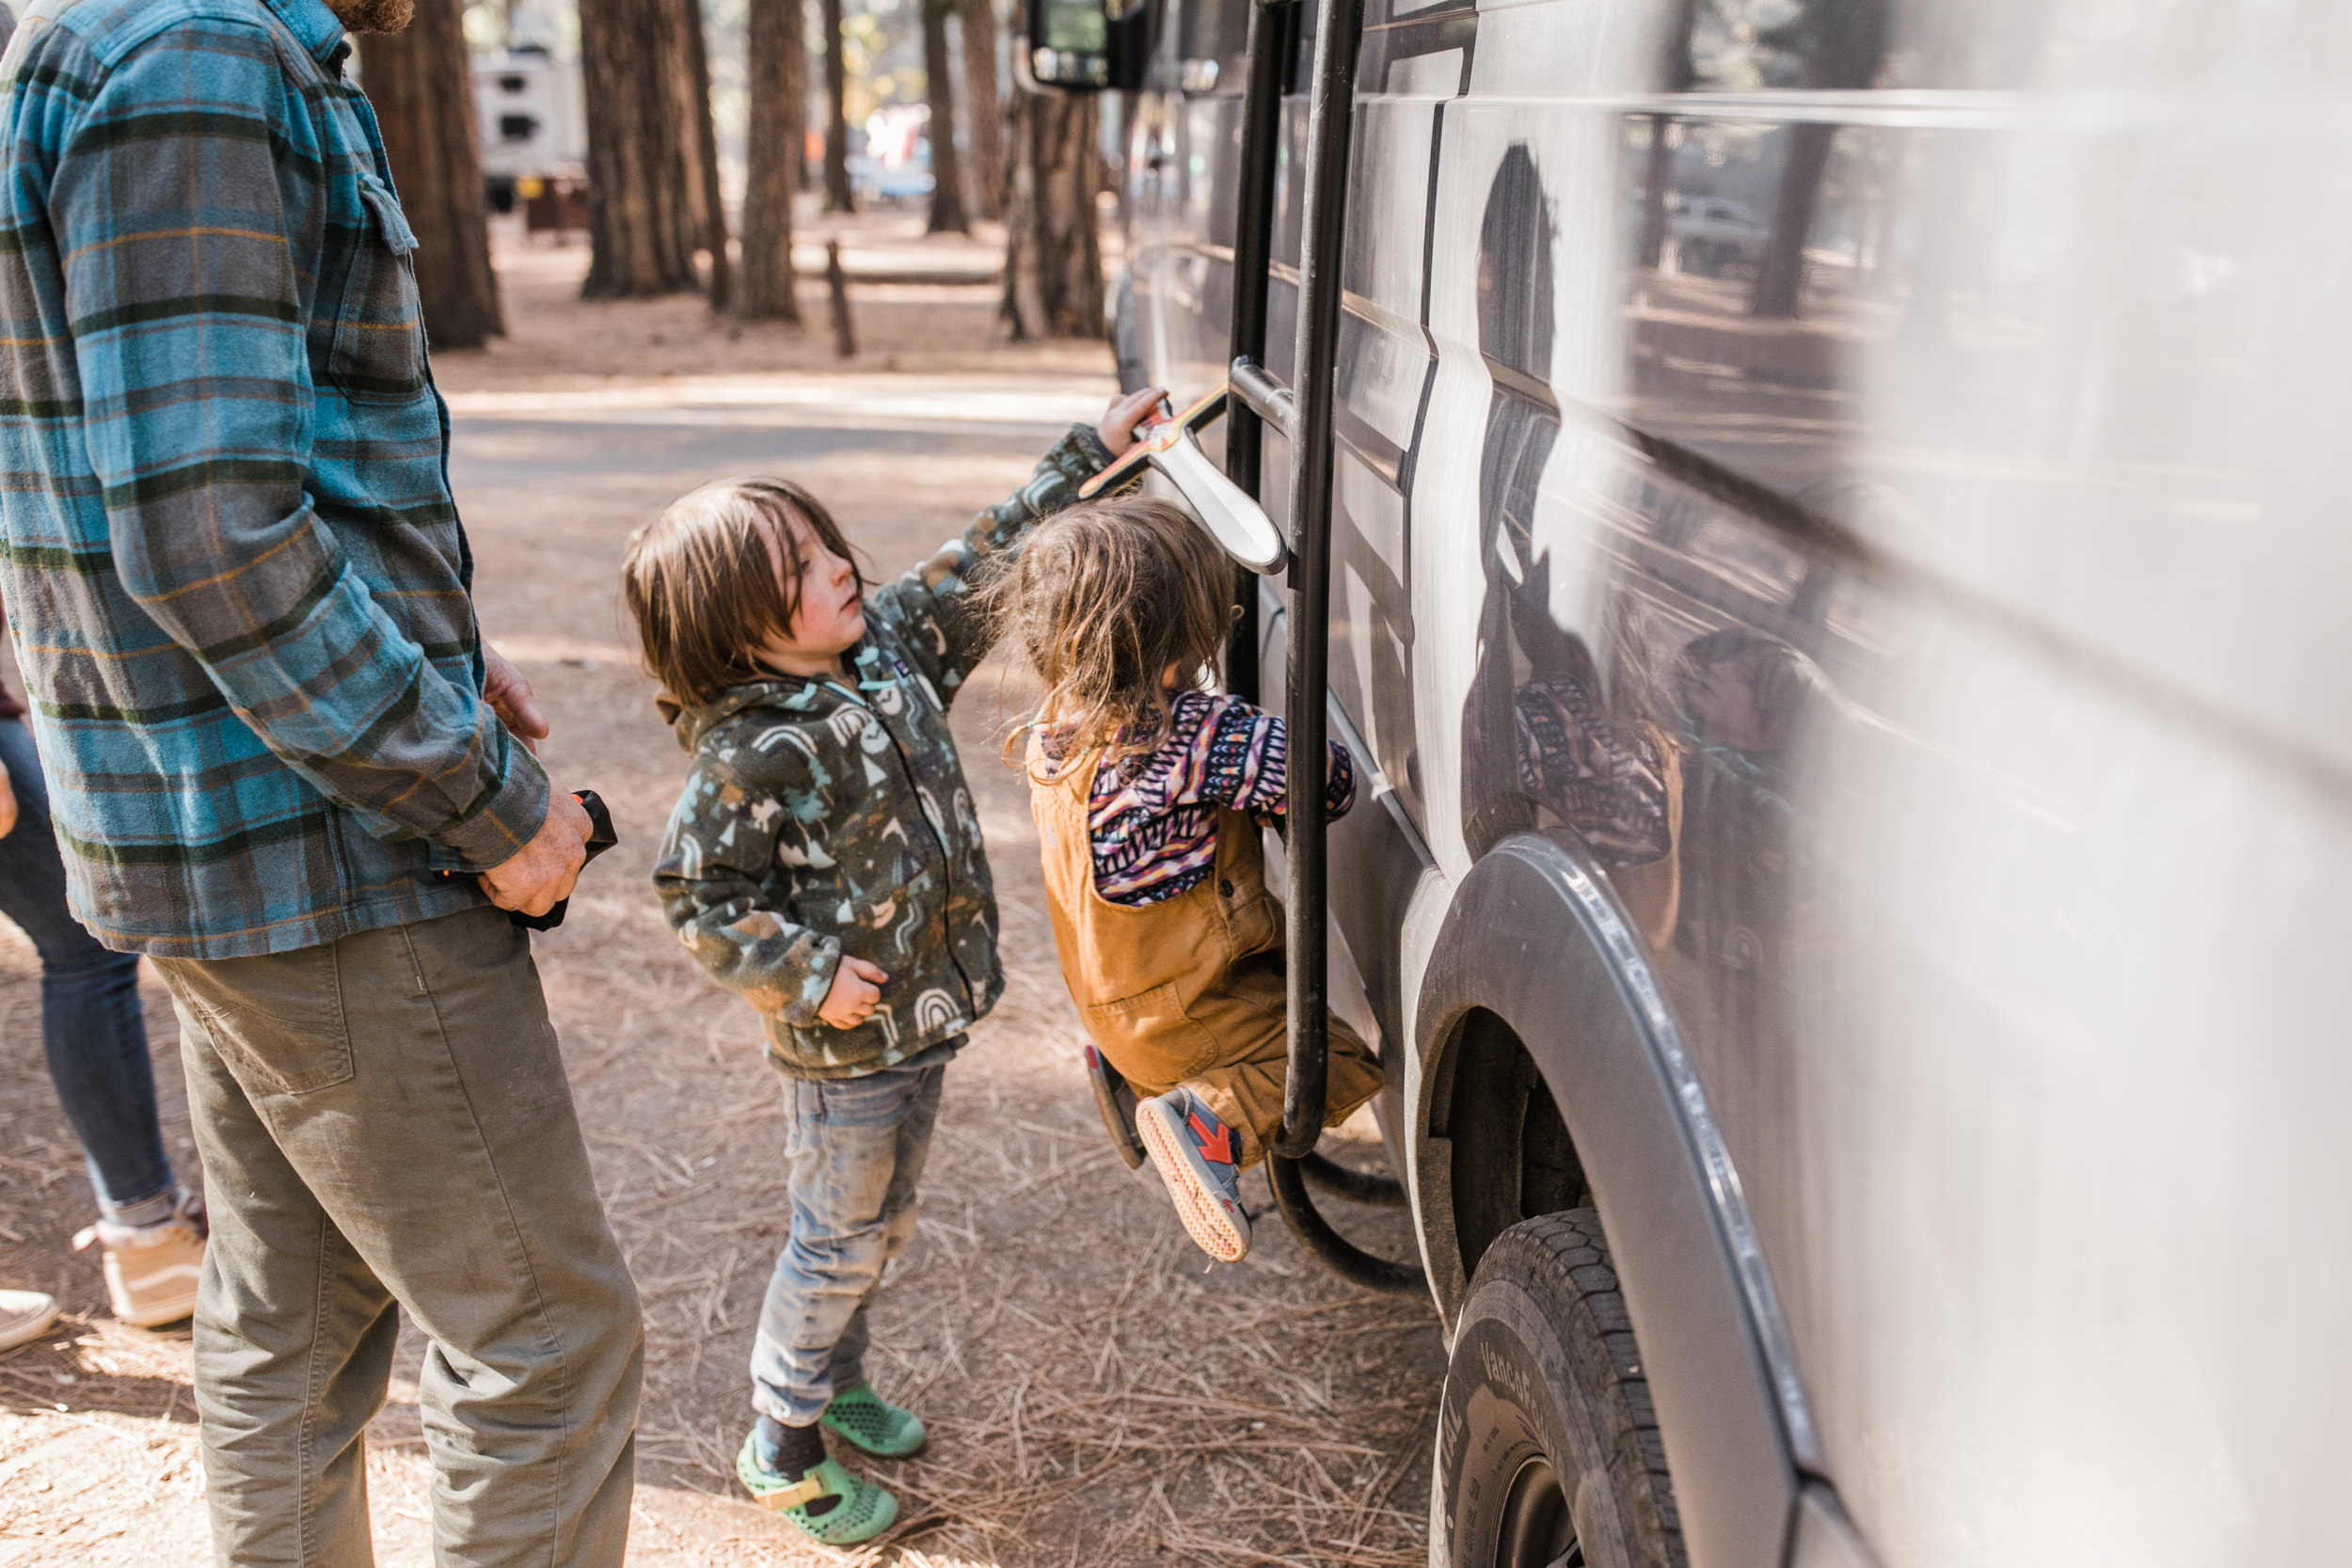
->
[[1028, 92, 1103, 337], [1635, 114, 1674, 270], [358, 0, 502, 347], [820, 0, 856, 213], [1748, 120, 1833, 319], [999, 85, 1033, 340], [921, 0, 968, 233], [959, 0, 1003, 219], [742, 0, 804, 319], [579, 0, 701, 296], [682, 0, 733, 308], [785, 1, 806, 196]]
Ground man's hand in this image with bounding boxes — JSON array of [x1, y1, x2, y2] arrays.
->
[[479, 789, 593, 917], [1097, 387, 1168, 459], [818, 957, 889, 1030], [483, 643, 549, 753], [0, 769, 16, 841]]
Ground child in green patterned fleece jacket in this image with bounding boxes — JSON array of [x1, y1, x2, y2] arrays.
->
[[623, 388, 1163, 1544]]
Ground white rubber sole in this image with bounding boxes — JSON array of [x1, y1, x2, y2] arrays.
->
[[0, 1293, 61, 1354], [1136, 1098, 1251, 1262]]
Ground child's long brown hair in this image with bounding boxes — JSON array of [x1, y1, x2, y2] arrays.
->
[[993, 495, 1235, 763], [621, 477, 865, 707]]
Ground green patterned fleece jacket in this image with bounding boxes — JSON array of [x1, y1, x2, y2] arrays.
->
[[654, 424, 1113, 1078]]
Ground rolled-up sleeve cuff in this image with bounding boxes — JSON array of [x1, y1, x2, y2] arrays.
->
[[430, 742, 552, 871], [1068, 423, 1116, 470], [778, 941, 842, 1027]]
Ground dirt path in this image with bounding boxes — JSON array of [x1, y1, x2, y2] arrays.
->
[[0, 225, 1445, 1567]]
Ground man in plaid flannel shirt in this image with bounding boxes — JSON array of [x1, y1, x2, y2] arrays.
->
[[0, 0, 642, 1560]]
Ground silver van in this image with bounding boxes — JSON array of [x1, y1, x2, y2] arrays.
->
[[1025, 3, 2352, 1565]]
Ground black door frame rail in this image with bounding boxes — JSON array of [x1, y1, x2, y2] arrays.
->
[[1223, 0, 1424, 1296]]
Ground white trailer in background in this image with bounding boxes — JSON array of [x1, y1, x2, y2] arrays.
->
[[471, 45, 585, 212]]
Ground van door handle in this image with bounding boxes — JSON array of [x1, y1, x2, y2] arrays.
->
[[1078, 387, 1288, 574]]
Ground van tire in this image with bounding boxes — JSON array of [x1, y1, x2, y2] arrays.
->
[[1432, 1211, 1685, 1568]]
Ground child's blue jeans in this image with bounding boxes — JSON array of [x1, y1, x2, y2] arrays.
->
[[751, 1036, 957, 1426]]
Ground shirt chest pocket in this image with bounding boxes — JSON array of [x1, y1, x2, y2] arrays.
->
[[314, 172, 429, 403]]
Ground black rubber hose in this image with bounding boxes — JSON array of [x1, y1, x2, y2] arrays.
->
[[1266, 1154, 1425, 1296], [1297, 1148, 1408, 1209]]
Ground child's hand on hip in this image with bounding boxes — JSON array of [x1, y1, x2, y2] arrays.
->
[[818, 957, 889, 1029], [1098, 387, 1168, 458]]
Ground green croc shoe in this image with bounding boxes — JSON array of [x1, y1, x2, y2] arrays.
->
[[821, 1380, 928, 1458], [736, 1436, 900, 1544]]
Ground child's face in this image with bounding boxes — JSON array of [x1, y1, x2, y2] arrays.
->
[[753, 515, 866, 677]]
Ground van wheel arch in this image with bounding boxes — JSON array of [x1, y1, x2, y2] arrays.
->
[[1411, 831, 1804, 1568]]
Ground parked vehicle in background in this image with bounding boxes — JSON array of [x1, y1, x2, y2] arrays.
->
[[850, 105, 939, 203], [471, 44, 586, 213], [1667, 193, 1766, 275], [1027, 1, 2352, 1566]]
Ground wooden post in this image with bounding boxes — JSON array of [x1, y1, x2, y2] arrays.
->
[[826, 239, 856, 357]]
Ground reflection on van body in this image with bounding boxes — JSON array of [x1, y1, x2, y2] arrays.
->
[[1124, 0, 2352, 1561]]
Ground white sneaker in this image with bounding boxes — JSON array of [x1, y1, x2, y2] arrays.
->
[[0, 1288, 61, 1353], [73, 1188, 206, 1329]]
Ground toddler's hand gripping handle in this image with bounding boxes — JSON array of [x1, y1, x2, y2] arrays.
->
[[1078, 388, 1286, 575]]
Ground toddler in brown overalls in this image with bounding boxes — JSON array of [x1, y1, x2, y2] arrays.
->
[[993, 496, 1384, 1261]]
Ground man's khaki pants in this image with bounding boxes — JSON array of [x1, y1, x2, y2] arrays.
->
[[157, 905, 643, 1568]]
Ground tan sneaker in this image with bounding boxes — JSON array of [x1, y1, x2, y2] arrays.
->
[[73, 1190, 206, 1329], [0, 1289, 61, 1353]]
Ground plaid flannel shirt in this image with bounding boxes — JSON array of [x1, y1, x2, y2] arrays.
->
[[0, 0, 547, 958]]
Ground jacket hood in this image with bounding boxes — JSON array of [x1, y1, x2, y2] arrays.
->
[[660, 673, 853, 752]]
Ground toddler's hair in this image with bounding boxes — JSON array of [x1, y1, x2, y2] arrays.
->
[[622, 477, 865, 706], [993, 495, 1234, 762]]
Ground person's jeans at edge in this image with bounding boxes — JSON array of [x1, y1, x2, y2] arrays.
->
[[0, 718, 180, 1228]]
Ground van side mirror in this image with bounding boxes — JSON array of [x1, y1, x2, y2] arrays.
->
[[1024, 0, 1152, 92]]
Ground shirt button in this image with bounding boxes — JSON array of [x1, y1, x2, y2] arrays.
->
[[1218, 879, 1235, 897]]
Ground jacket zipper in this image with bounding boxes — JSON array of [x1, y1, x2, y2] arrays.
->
[[839, 662, 980, 1016]]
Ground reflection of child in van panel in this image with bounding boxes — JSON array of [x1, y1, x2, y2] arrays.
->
[[1673, 629, 1829, 756], [996, 496, 1384, 1266], [1665, 631, 1834, 1022], [1512, 637, 1673, 869]]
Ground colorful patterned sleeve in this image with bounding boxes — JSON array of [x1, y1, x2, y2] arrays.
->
[[1185, 695, 1356, 824]]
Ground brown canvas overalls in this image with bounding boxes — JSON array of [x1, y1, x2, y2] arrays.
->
[[1027, 738, 1384, 1167]]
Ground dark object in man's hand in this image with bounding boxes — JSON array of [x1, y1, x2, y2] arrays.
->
[[440, 790, 618, 931]]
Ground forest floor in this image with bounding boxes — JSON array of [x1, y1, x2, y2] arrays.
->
[[0, 208, 1448, 1568]]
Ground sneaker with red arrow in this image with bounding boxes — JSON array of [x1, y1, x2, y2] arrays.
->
[[1136, 1088, 1252, 1261]]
